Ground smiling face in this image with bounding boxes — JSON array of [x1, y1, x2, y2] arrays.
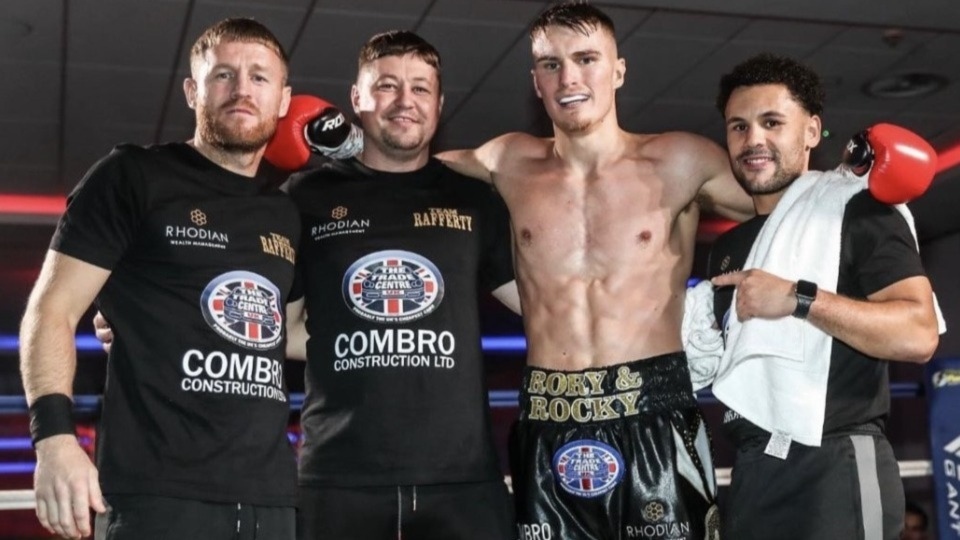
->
[[723, 83, 821, 213], [185, 40, 290, 153], [351, 52, 442, 164], [530, 24, 624, 135]]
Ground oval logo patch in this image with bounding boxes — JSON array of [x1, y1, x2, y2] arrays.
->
[[552, 439, 624, 498], [342, 250, 444, 323], [200, 271, 282, 350]]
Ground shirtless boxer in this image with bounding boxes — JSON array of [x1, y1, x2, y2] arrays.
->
[[437, 3, 752, 539]]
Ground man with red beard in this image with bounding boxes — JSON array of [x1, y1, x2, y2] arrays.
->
[[19, 18, 299, 540]]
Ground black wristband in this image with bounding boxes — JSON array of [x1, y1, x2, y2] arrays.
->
[[28, 393, 76, 447], [792, 280, 818, 320]]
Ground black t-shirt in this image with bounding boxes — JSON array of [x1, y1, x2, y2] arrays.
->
[[51, 143, 300, 505], [286, 158, 514, 487], [707, 190, 925, 441]]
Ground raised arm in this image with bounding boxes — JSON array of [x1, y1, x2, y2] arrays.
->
[[435, 148, 493, 183], [436, 133, 523, 185], [20, 251, 110, 538], [694, 136, 754, 222]]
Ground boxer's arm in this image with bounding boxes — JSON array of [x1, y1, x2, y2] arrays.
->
[[437, 133, 522, 185], [285, 298, 308, 361], [264, 95, 363, 171], [491, 280, 522, 315], [436, 149, 494, 184], [20, 250, 109, 538], [696, 137, 754, 222]]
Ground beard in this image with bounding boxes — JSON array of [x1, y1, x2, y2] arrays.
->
[[381, 127, 425, 152], [732, 146, 803, 196], [197, 100, 276, 153], [555, 117, 591, 133]]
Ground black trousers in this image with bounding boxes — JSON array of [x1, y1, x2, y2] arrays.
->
[[94, 494, 295, 540], [297, 480, 515, 540], [722, 430, 905, 540]]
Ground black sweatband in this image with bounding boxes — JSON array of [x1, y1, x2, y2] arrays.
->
[[29, 393, 76, 447]]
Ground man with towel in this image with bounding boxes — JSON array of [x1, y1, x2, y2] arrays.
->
[[691, 53, 942, 538]]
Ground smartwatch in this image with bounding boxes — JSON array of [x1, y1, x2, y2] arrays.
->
[[793, 280, 817, 319]]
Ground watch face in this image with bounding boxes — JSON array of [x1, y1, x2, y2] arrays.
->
[[797, 280, 817, 299]]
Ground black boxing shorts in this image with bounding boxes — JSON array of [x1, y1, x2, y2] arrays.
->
[[509, 352, 718, 540]]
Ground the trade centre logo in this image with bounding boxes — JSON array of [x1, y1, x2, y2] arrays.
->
[[552, 439, 624, 498], [201, 271, 283, 350], [342, 250, 444, 323]]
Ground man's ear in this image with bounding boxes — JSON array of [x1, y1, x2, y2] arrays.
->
[[183, 78, 198, 110], [614, 57, 626, 89], [806, 114, 823, 150], [279, 86, 292, 118], [350, 84, 362, 115]]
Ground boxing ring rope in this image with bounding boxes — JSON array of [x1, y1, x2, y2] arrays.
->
[[0, 383, 935, 513], [0, 383, 928, 412], [0, 461, 937, 511]]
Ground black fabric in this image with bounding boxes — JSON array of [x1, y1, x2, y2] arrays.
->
[[707, 214, 768, 331], [28, 393, 76, 445], [707, 190, 925, 438], [909, 172, 960, 242], [95, 495, 295, 540], [52, 143, 299, 505], [721, 431, 904, 540], [510, 354, 714, 540], [297, 481, 515, 540], [286, 157, 514, 487]]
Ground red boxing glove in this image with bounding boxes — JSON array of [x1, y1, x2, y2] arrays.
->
[[842, 123, 938, 204], [264, 95, 363, 171]]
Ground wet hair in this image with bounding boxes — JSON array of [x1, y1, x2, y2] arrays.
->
[[358, 30, 442, 88], [530, 1, 616, 40], [716, 53, 824, 116], [190, 18, 288, 78]]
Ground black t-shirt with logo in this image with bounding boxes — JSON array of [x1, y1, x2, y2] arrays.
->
[[51, 143, 299, 505], [286, 158, 514, 487], [707, 191, 925, 442]]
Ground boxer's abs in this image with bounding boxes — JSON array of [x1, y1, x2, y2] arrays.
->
[[519, 270, 685, 371]]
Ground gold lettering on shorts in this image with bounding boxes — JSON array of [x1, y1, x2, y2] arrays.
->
[[525, 367, 643, 423], [615, 366, 643, 391]]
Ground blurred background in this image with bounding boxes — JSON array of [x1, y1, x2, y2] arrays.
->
[[1, 0, 959, 538]]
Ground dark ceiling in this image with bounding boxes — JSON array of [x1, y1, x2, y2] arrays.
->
[[1, 0, 959, 369]]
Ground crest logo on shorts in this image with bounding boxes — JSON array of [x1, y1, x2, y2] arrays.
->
[[201, 271, 282, 350], [342, 250, 444, 323], [642, 500, 666, 522], [552, 439, 624, 498]]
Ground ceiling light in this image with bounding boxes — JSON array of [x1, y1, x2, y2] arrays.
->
[[863, 73, 949, 99]]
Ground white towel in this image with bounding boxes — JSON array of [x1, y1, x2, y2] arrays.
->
[[682, 280, 723, 392], [710, 168, 928, 447]]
